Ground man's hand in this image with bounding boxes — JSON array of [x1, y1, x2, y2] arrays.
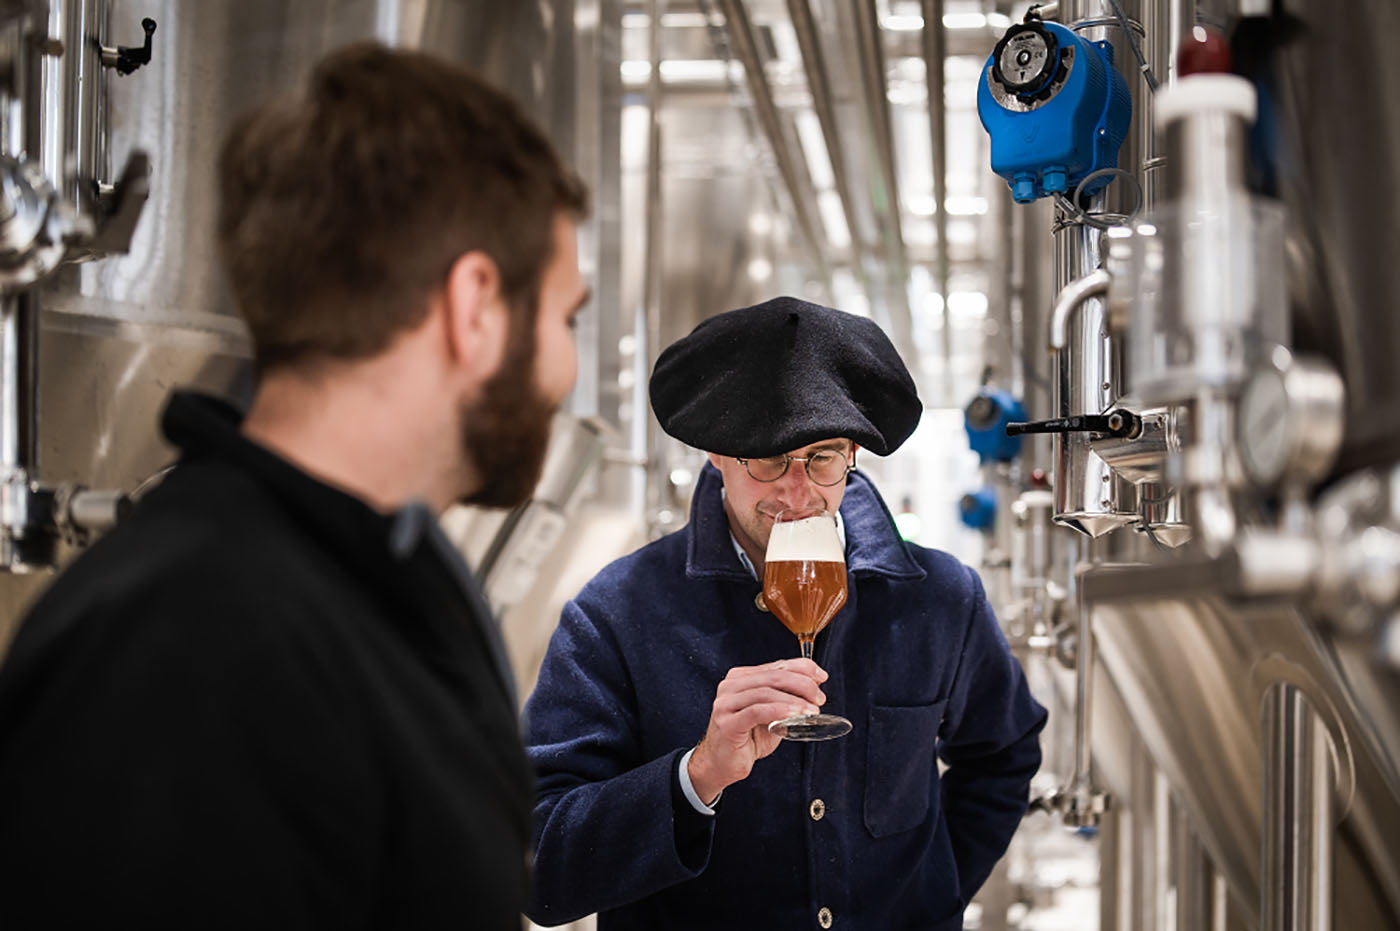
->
[[687, 658, 827, 804]]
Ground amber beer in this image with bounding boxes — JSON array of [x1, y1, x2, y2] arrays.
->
[[762, 515, 847, 647]]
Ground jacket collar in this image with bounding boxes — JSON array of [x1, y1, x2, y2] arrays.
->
[[160, 390, 518, 706], [163, 390, 417, 555], [685, 461, 925, 583]]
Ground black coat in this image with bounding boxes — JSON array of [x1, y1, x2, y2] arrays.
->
[[0, 392, 529, 929]]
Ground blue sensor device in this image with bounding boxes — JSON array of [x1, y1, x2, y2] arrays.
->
[[976, 19, 1132, 204], [959, 487, 999, 531], [964, 388, 1026, 464]]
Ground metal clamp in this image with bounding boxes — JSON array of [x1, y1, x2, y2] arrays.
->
[[0, 156, 86, 293], [52, 482, 130, 547]]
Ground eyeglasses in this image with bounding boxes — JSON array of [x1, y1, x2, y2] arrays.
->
[[736, 448, 854, 487]]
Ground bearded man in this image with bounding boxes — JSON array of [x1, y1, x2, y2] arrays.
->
[[0, 43, 588, 930]]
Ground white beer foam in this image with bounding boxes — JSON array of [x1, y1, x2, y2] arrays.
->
[[766, 515, 844, 562]]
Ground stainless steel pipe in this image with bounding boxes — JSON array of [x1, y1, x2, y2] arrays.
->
[[1261, 683, 1334, 931], [42, 0, 104, 221]]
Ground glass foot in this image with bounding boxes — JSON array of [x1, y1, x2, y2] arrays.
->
[[768, 713, 852, 741]]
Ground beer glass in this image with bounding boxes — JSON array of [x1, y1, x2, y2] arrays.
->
[[763, 506, 852, 741]]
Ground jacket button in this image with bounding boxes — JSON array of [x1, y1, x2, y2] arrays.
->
[[754, 591, 769, 612], [809, 798, 826, 821], [817, 906, 833, 928]]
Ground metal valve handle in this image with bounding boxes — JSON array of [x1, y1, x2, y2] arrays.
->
[[1005, 408, 1141, 439], [102, 17, 157, 76]]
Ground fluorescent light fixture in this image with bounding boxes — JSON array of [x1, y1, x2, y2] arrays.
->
[[770, 21, 801, 65], [945, 56, 986, 80], [620, 103, 649, 165], [946, 196, 988, 215], [948, 219, 978, 244], [622, 12, 717, 29], [923, 291, 945, 329], [906, 194, 936, 217], [620, 59, 732, 85], [817, 190, 852, 250], [895, 57, 928, 82], [882, 13, 924, 30], [943, 12, 988, 29], [878, 11, 997, 31], [795, 111, 836, 190], [887, 82, 928, 105], [662, 12, 713, 28], [747, 257, 774, 282], [660, 59, 727, 82], [830, 267, 869, 317], [947, 290, 988, 318], [904, 195, 987, 216]]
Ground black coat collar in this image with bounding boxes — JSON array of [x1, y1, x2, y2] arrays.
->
[[161, 390, 518, 708]]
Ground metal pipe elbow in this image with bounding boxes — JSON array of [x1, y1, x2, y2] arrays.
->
[[1049, 267, 1110, 351]]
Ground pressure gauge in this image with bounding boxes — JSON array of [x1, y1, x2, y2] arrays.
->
[[1237, 349, 1345, 488]]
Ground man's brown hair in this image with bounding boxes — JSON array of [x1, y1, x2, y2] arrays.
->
[[217, 42, 589, 371]]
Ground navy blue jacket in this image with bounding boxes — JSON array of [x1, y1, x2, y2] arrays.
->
[[525, 464, 1047, 930]]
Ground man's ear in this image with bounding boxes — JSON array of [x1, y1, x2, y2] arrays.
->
[[443, 250, 509, 376], [706, 451, 724, 471]]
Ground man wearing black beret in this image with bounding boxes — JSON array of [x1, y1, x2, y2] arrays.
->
[[525, 296, 1047, 930]]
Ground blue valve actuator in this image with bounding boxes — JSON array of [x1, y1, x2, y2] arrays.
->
[[976, 19, 1131, 204], [964, 388, 1026, 464], [960, 487, 998, 531]]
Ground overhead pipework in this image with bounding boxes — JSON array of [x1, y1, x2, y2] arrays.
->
[[0, 0, 156, 571], [715, 0, 834, 298]]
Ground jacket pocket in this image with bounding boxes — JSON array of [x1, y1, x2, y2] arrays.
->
[[864, 700, 946, 838]]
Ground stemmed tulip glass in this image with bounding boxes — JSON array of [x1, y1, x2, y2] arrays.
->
[[762, 506, 852, 741]]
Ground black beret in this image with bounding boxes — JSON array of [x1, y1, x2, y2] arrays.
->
[[648, 296, 922, 458]]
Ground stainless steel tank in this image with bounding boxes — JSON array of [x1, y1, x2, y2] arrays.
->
[[0, 0, 587, 646], [1262, 0, 1400, 480]]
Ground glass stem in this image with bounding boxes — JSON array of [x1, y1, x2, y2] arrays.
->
[[800, 638, 814, 660]]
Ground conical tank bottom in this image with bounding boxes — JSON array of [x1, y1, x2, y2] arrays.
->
[[1141, 522, 1192, 548], [1054, 511, 1138, 538]]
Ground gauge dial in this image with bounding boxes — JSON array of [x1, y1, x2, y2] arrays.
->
[[1238, 367, 1291, 486], [1237, 353, 1346, 488]]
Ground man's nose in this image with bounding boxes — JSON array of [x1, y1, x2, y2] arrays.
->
[[773, 460, 818, 505]]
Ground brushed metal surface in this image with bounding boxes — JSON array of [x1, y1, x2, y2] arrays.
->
[[1269, 0, 1400, 478], [1092, 592, 1400, 928]]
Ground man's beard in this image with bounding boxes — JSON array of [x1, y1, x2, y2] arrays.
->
[[459, 316, 555, 509]]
